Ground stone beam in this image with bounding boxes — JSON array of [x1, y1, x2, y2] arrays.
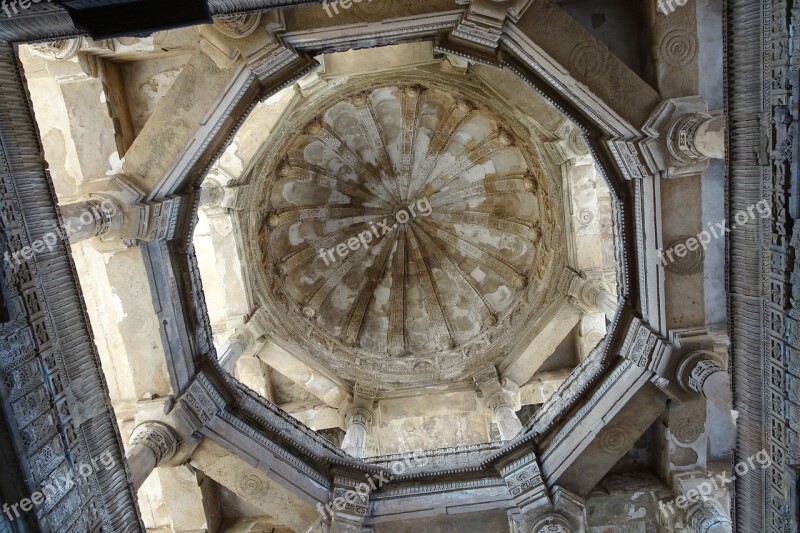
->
[[121, 48, 240, 193], [287, 405, 342, 431], [500, 298, 582, 386], [257, 339, 349, 409], [510, 0, 661, 129], [138, 467, 223, 532], [519, 369, 572, 406], [540, 361, 668, 496], [555, 382, 667, 496], [189, 439, 322, 532], [475, 366, 524, 441]]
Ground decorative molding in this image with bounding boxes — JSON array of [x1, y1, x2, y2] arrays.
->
[[213, 13, 262, 39]]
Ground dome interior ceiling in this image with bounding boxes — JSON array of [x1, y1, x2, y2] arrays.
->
[[236, 72, 574, 390]]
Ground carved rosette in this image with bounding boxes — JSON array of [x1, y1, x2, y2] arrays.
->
[[663, 235, 705, 275], [532, 514, 573, 533], [246, 79, 563, 389], [28, 39, 82, 61], [129, 421, 179, 465]]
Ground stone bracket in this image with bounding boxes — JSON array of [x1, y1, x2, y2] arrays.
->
[[619, 316, 673, 379]]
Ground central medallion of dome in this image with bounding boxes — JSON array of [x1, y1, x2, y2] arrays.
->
[[246, 80, 563, 388]]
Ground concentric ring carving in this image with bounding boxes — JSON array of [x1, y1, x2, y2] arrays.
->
[[244, 77, 565, 388]]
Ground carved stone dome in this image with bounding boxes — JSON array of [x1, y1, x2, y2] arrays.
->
[[247, 80, 564, 388]]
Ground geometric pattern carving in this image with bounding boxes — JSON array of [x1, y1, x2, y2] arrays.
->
[[618, 316, 672, 375], [500, 450, 549, 510], [0, 39, 141, 532], [129, 421, 179, 465]]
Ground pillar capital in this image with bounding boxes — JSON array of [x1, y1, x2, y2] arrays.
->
[[676, 351, 732, 412], [474, 366, 523, 440], [686, 500, 732, 533], [126, 420, 180, 490], [199, 177, 248, 211], [532, 513, 574, 533], [129, 421, 179, 464], [219, 308, 271, 371], [544, 121, 592, 166], [59, 175, 184, 248], [344, 407, 373, 430], [60, 195, 123, 243], [341, 407, 372, 459], [641, 96, 726, 178], [566, 270, 618, 320]]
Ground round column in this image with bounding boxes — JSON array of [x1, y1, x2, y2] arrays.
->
[[59, 196, 123, 244], [671, 115, 726, 161], [219, 328, 254, 372], [126, 421, 179, 491], [486, 392, 523, 440], [341, 408, 372, 458], [594, 290, 619, 321], [677, 351, 732, 411], [686, 501, 732, 533]]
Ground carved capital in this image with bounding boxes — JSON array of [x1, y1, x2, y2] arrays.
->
[[344, 407, 373, 431], [686, 500, 732, 533], [29, 39, 83, 61], [129, 421, 179, 465], [641, 96, 724, 178], [60, 195, 124, 243], [677, 351, 729, 401]]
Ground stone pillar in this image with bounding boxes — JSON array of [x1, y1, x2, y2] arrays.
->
[[487, 391, 524, 441], [219, 328, 254, 372], [567, 271, 618, 321], [59, 196, 123, 243], [677, 351, 732, 412], [218, 308, 270, 372], [672, 115, 725, 161], [126, 421, 179, 491], [474, 366, 524, 441], [686, 500, 733, 533], [642, 96, 725, 179], [340, 408, 372, 459]]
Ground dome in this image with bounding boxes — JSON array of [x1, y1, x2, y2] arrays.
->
[[246, 79, 564, 388]]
